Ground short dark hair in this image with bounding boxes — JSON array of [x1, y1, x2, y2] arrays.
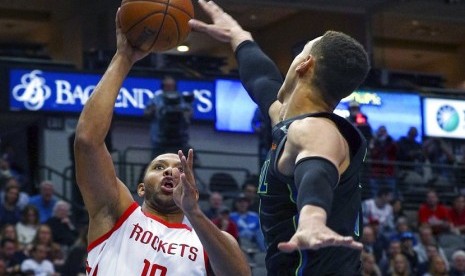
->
[[377, 186, 392, 198], [0, 238, 15, 247], [310, 31, 370, 107]]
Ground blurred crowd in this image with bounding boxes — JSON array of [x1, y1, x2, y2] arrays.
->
[[0, 152, 87, 275], [1, 109, 464, 275], [360, 187, 465, 276]]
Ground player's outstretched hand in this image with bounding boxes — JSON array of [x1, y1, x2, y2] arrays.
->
[[277, 219, 363, 252], [189, 0, 252, 49], [173, 149, 199, 213]]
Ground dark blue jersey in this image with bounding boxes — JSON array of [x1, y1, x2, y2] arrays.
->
[[235, 40, 367, 275], [257, 112, 367, 276]]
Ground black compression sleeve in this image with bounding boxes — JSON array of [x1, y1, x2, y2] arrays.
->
[[294, 157, 340, 215], [235, 41, 283, 120]]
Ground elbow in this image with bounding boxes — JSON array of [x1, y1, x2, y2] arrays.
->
[[74, 125, 99, 151]]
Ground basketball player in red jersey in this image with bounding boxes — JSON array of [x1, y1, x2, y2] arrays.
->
[[74, 9, 250, 276]]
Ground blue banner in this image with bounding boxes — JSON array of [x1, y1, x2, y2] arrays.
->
[[9, 69, 215, 121]]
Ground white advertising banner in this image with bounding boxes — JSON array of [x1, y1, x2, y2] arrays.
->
[[423, 98, 465, 139]]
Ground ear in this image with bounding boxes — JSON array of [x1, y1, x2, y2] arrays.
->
[[296, 55, 315, 77], [137, 183, 145, 197]]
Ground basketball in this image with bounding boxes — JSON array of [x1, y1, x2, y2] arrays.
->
[[119, 0, 194, 52]]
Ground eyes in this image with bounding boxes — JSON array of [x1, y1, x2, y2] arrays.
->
[[153, 164, 184, 173]]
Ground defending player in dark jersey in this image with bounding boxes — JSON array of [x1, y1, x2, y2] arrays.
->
[[190, 1, 370, 275]]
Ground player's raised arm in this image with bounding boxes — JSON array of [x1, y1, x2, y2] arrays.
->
[[190, 0, 283, 125], [74, 9, 149, 241]]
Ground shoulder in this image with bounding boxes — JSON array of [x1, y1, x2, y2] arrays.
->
[[287, 116, 347, 155], [29, 195, 40, 202], [363, 199, 375, 206], [288, 116, 343, 142], [418, 204, 429, 211], [438, 204, 450, 212], [247, 212, 260, 219], [21, 258, 35, 266]]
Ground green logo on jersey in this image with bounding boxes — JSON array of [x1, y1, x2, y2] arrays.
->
[[258, 159, 270, 194]]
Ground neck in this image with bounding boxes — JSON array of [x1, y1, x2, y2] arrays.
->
[[281, 88, 331, 120], [141, 202, 184, 224]]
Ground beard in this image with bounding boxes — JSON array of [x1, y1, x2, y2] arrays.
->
[[144, 188, 181, 214]]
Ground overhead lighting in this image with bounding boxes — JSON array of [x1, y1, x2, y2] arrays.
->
[[177, 45, 189, 52]]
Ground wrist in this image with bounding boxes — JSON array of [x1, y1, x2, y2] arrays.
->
[[183, 205, 202, 218], [299, 205, 327, 224], [112, 51, 135, 69], [231, 29, 253, 51]]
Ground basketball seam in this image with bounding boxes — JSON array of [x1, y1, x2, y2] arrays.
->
[[147, 0, 170, 51], [125, 10, 162, 40], [122, 0, 193, 18], [167, 13, 181, 47], [167, 3, 193, 17]]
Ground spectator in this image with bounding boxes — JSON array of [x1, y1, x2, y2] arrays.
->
[[361, 224, 387, 264], [378, 239, 402, 274], [144, 75, 194, 158], [399, 231, 419, 275], [212, 206, 239, 241], [423, 137, 456, 183], [15, 205, 40, 248], [391, 198, 407, 224], [456, 147, 465, 195], [347, 100, 373, 142], [418, 189, 452, 235], [450, 249, 465, 276], [29, 181, 57, 223], [361, 251, 382, 276], [203, 191, 224, 220], [0, 259, 6, 276], [230, 193, 265, 252], [363, 186, 395, 235], [60, 225, 88, 276], [417, 244, 445, 276], [0, 184, 21, 227], [0, 224, 19, 244], [449, 195, 465, 235], [423, 255, 449, 276], [397, 127, 428, 183], [0, 177, 29, 210], [20, 243, 56, 276], [390, 217, 417, 246], [0, 238, 27, 275], [388, 253, 411, 276], [414, 224, 449, 268], [46, 200, 78, 248], [241, 175, 260, 212], [369, 125, 398, 196], [27, 224, 64, 269], [0, 158, 20, 188]]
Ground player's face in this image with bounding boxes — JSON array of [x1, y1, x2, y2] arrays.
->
[[277, 36, 322, 104], [141, 153, 183, 211]]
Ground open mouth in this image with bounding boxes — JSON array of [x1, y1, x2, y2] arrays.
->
[[161, 178, 176, 193], [163, 181, 174, 189]]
